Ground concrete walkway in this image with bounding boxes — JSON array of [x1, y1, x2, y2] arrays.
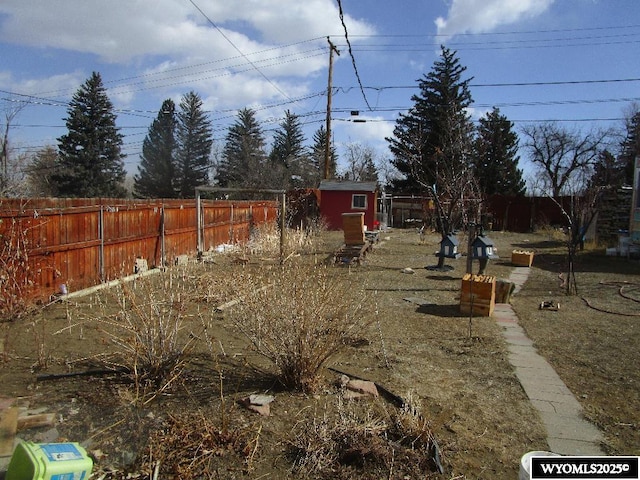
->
[[494, 267, 605, 455]]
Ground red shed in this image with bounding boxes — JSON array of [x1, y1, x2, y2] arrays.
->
[[318, 180, 379, 231]]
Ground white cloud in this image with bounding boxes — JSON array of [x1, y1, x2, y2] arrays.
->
[[0, 0, 374, 65], [0, 0, 375, 115], [435, 0, 555, 39], [0, 71, 85, 100]]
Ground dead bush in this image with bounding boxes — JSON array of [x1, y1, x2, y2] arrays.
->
[[220, 261, 370, 393], [247, 221, 327, 256], [91, 272, 197, 403]]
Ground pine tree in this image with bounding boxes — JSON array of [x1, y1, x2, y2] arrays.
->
[[269, 110, 310, 189], [619, 110, 640, 186], [310, 125, 337, 183], [134, 99, 177, 198], [589, 149, 626, 188], [386, 46, 478, 268], [175, 91, 213, 198], [53, 72, 126, 197], [216, 108, 268, 189], [387, 46, 475, 195], [473, 107, 525, 196]]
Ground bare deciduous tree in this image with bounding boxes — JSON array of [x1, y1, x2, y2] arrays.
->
[[340, 142, 379, 183], [523, 122, 612, 295], [521, 122, 610, 197], [1, 99, 26, 195], [552, 188, 604, 295]]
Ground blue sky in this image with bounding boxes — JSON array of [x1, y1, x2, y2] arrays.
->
[[1, 0, 639, 184]]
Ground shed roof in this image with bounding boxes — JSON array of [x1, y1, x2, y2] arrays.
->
[[319, 180, 378, 192]]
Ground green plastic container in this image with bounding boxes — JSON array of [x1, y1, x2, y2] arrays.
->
[[5, 441, 93, 480]]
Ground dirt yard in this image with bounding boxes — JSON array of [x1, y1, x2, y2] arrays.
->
[[1, 228, 639, 479]]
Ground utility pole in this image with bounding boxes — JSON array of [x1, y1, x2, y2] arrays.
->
[[324, 37, 340, 180]]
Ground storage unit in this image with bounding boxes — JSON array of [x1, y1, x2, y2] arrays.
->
[[342, 212, 366, 246], [6, 441, 93, 480], [318, 180, 378, 231], [511, 250, 534, 267], [460, 273, 496, 317]]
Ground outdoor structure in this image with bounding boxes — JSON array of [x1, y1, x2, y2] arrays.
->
[[470, 233, 499, 275], [333, 212, 375, 265], [0, 197, 278, 301], [460, 273, 496, 317], [318, 180, 378, 231], [437, 234, 461, 259]]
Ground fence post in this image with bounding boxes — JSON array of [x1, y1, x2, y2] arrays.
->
[[196, 189, 202, 255], [99, 205, 105, 283], [280, 192, 286, 264], [160, 204, 165, 268], [230, 203, 234, 244]]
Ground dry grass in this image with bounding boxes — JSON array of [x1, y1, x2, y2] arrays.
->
[[3, 228, 640, 479], [245, 221, 327, 257], [138, 410, 258, 479]]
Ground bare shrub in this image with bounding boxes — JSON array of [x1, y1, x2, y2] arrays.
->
[[289, 395, 441, 478], [0, 216, 33, 321], [221, 261, 370, 393], [92, 272, 196, 403]]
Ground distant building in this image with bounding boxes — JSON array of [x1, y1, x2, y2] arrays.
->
[[318, 180, 378, 231]]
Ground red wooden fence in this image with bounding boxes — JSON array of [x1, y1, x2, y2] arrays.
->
[[0, 198, 278, 300]]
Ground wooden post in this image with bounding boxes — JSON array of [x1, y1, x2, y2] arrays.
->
[[280, 191, 286, 264], [324, 37, 340, 180]]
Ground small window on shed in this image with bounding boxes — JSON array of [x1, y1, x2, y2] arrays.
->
[[352, 194, 367, 209]]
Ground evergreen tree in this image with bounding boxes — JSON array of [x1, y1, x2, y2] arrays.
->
[[473, 107, 525, 196], [134, 99, 177, 198], [310, 125, 337, 183], [53, 72, 126, 197], [387, 46, 475, 195], [589, 149, 626, 188], [216, 108, 268, 189], [386, 46, 478, 268], [26, 145, 58, 197], [269, 110, 310, 189], [175, 91, 213, 198], [619, 110, 640, 186]]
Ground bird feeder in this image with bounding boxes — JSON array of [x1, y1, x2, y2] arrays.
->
[[470, 234, 498, 274], [437, 234, 461, 259]]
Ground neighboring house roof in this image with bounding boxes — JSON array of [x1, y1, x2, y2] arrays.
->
[[318, 180, 378, 192]]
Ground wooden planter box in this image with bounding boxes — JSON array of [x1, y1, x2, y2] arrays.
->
[[511, 250, 534, 267], [342, 213, 365, 246], [460, 273, 496, 317]]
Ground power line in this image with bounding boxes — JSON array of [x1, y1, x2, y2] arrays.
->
[[339, 23, 640, 39], [187, 0, 297, 106], [332, 77, 640, 92], [336, 0, 372, 111]]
